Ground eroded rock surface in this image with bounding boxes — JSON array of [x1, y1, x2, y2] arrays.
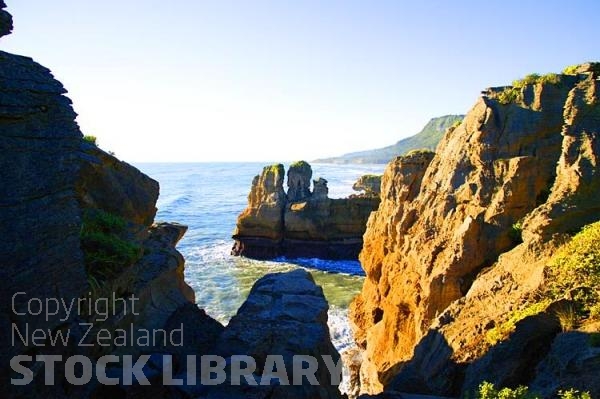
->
[[233, 162, 380, 260], [351, 69, 600, 395], [352, 174, 382, 197], [210, 269, 342, 399], [0, 48, 89, 388]]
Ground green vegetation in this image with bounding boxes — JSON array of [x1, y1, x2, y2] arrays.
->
[[497, 88, 520, 105], [289, 160, 311, 170], [497, 72, 562, 105], [488, 221, 600, 344], [509, 220, 524, 244], [313, 114, 464, 164], [558, 389, 592, 399], [562, 64, 580, 75], [451, 119, 463, 128], [486, 299, 552, 345], [477, 382, 591, 399], [477, 381, 538, 399], [555, 304, 579, 331], [546, 221, 600, 320], [83, 135, 97, 145], [264, 163, 284, 174], [406, 148, 435, 157], [80, 209, 142, 281]]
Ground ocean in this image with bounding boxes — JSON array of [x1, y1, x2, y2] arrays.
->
[[135, 162, 385, 353]]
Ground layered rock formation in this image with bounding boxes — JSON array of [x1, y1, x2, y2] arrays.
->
[[351, 66, 600, 396], [0, 47, 89, 389], [232, 162, 380, 260], [1, 9, 342, 398], [209, 269, 341, 399], [352, 174, 382, 198]]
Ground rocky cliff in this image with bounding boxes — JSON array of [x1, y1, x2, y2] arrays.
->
[[1, 8, 342, 398], [232, 161, 380, 260], [351, 65, 600, 397]]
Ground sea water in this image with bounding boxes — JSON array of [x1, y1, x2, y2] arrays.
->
[[135, 162, 384, 354]]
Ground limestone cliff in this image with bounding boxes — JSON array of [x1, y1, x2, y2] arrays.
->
[[351, 65, 600, 396], [232, 161, 380, 260]]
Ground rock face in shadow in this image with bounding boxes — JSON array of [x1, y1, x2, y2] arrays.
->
[[0, 1, 12, 38], [0, 49, 89, 387], [232, 162, 380, 260], [76, 142, 159, 226], [0, 13, 343, 397], [0, 40, 203, 395], [351, 67, 600, 396], [530, 330, 600, 398], [210, 269, 342, 399]]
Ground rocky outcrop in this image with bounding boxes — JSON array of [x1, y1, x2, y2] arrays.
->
[[351, 67, 600, 396], [232, 161, 380, 260], [352, 174, 382, 197], [0, 1, 12, 38], [231, 164, 287, 258], [0, 41, 202, 396], [0, 48, 89, 389], [288, 160, 313, 202], [76, 142, 159, 226], [210, 269, 342, 399]]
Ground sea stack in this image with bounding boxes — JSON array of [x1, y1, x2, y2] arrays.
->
[[232, 161, 381, 260]]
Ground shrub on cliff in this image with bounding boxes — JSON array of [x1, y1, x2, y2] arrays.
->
[[83, 135, 97, 145], [485, 299, 552, 345], [562, 64, 580, 75], [546, 221, 600, 320], [477, 382, 591, 399], [80, 209, 142, 280], [477, 381, 539, 399], [496, 72, 562, 104]]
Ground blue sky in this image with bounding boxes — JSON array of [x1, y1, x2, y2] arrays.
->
[[2, 0, 600, 162]]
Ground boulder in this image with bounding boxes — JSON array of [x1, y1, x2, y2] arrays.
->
[[211, 269, 342, 399]]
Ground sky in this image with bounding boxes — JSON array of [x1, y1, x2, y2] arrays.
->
[[2, 1, 600, 162]]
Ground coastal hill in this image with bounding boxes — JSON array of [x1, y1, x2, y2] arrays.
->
[[351, 64, 600, 397], [314, 114, 464, 164]]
